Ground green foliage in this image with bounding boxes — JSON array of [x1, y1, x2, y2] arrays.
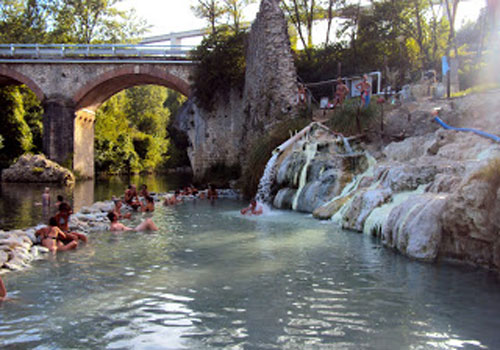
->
[[0, 134, 4, 150], [49, 0, 147, 44], [95, 85, 173, 174], [0, 86, 32, 168], [19, 86, 43, 153], [192, 30, 247, 111], [324, 99, 379, 135], [240, 117, 310, 199]]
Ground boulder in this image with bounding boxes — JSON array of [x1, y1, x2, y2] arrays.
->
[[382, 193, 448, 261], [1, 154, 75, 185], [341, 189, 392, 232]]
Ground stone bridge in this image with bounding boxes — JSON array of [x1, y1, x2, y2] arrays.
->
[[0, 44, 195, 178]]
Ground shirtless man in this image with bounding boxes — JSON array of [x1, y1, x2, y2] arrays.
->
[[55, 202, 88, 243], [355, 74, 372, 108], [124, 185, 141, 211], [107, 212, 158, 232], [241, 199, 263, 216], [333, 77, 350, 109]]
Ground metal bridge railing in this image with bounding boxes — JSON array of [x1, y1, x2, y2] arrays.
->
[[0, 43, 196, 61]]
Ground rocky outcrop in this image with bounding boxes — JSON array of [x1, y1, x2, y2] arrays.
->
[[440, 170, 500, 269], [264, 90, 500, 269], [175, 0, 298, 180], [269, 123, 369, 213], [1, 154, 75, 185]]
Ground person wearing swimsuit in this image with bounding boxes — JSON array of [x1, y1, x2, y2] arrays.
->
[[355, 74, 372, 108], [41, 217, 78, 253], [55, 202, 88, 243]]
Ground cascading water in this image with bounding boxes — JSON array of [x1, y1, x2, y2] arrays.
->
[[342, 136, 353, 154], [255, 152, 280, 204]]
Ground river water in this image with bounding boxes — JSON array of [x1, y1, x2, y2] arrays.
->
[[1, 196, 500, 349], [0, 174, 190, 231]]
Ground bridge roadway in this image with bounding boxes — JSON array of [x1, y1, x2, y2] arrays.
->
[[0, 43, 197, 178]]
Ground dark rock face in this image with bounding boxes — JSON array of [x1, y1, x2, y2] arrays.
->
[[1, 154, 75, 185]]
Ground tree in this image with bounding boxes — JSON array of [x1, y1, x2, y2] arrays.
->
[[280, 0, 325, 53], [191, 0, 227, 35], [49, 0, 147, 44], [0, 86, 32, 168], [443, 0, 460, 58], [223, 0, 256, 32], [0, 0, 50, 43]]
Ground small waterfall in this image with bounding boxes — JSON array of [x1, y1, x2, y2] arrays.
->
[[255, 152, 280, 204], [292, 141, 318, 210], [342, 136, 353, 154]]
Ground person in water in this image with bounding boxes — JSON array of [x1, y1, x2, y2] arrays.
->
[[54, 195, 64, 210], [124, 185, 141, 211], [140, 184, 150, 198], [35, 217, 78, 253], [113, 198, 132, 219], [41, 187, 50, 207], [141, 196, 155, 212], [107, 211, 158, 232], [241, 199, 263, 216], [163, 190, 182, 206], [207, 184, 218, 201], [54, 202, 88, 243]]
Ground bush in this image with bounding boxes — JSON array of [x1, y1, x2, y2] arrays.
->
[[324, 98, 379, 135], [240, 117, 310, 199], [191, 30, 247, 111]]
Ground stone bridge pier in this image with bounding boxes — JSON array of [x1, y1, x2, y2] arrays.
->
[[0, 62, 193, 178]]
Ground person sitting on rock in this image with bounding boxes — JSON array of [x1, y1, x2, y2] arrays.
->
[[124, 185, 141, 211], [241, 199, 263, 216], [113, 198, 132, 219], [141, 196, 155, 212], [36, 217, 78, 253], [107, 212, 158, 232], [55, 202, 88, 243]]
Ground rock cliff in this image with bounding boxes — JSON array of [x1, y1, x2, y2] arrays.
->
[[175, 0, 299, 180]]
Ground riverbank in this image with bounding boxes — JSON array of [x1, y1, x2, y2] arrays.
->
[[268, 90, 500, 273], [0, 189, 240, 275]]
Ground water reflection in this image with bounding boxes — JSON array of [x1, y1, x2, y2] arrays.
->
[[0, 173, 191, 230]]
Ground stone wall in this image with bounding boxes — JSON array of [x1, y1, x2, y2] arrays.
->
[[175, 0, 299, 180]]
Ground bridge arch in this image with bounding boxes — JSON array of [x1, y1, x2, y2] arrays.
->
[[72, 66, 192, 178], [73, 66, 191, 112], [0, 65, 45, 101]]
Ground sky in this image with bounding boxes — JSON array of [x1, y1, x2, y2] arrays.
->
[[119, 0, 484, 45]]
